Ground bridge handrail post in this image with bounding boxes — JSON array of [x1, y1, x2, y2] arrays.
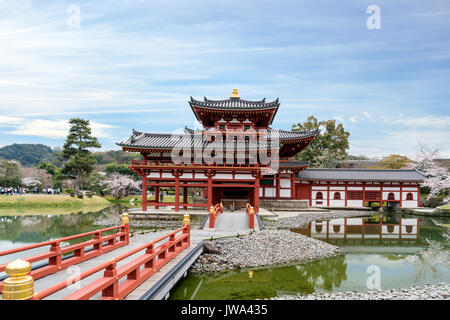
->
[[249, 206, 255, 230], [209, 206, 215, 228], [94, 232, 103, 253], [182, 214, 190, 247], [121, 212, 130, 245], [1, 259, 34, 300], [102, 262, 118, 300], [49, 241, 62, 271]]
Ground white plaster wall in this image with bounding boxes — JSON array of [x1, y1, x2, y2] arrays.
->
[[312, 186, 328, 190], [280, 189, 291, 197], [347, 218, 364, 225], [179, 173, 193, 179], [259, 188, 263, 197], [147, 172, 160, 178], [265, 188, 275, 197], [402, 201, 417, 208], [348, 186, 363, 191], [329, 200, 345, 207], [383, 187, 400, 191], [193, 173, 207, 179], [214, 173, 233, 179], [365, 186, 381, 191], [330, 186, 345, 190], [235, 174, 254, 180], [280, 179, 291, 188], [347, 200, 363, 207], [403, 187, 418, 191]]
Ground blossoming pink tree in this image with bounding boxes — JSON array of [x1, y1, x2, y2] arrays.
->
[[408, 144, 450, 204], [103, 173, 141, 199]]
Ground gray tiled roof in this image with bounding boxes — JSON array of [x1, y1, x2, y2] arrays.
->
[[268, 129, 319, 140], [117, 130, 274, 151], [278, 161, 310, 168], [189, 96, 280, 110], [296, 168, 426, 182], [118, 128, 318, 150]]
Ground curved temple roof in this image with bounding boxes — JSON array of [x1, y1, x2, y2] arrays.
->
[[189, 96, 280, 111]]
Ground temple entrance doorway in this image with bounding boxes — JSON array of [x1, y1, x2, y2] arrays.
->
[[220, 187, 250, 211]]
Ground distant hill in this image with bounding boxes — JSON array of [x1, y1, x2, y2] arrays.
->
[[0, 144, 55, 166]]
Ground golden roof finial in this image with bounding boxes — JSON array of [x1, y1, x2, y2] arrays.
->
[[230, 88, 240, 98]]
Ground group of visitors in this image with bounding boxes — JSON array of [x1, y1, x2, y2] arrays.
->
[[0, 186, 61, 195]]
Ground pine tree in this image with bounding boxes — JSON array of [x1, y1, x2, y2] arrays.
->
[[61, 118, 101, 195]]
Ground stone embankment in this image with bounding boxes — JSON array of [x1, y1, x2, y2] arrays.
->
[[273, 283, 450, 300], [189, 230, 340, 274], [264, 210, 372, 229]]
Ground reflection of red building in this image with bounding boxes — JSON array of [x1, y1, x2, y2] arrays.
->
[[118, 90, 426, 212], [294, 218, 420, 242]]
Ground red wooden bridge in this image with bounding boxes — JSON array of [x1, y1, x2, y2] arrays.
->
[[0, 213, 199, 300], [204, 202, 259, 231]]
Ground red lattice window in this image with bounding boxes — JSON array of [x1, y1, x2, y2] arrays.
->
[[333, 192, 341, 200], [316, 192, 323, 200], [365, 191, 380, 201], [406, 193, 414, 200], [388, 192, 395, 200], [348, 191, 363, 200]]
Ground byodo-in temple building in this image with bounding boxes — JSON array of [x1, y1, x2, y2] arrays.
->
[[118, 89, 426, 212]]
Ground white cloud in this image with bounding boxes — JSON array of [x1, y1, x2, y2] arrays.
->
[[333, 115, 344, 122], [8, 119, 113, 139], [349, 116, 360, 123], [362, 112, 372, 120]]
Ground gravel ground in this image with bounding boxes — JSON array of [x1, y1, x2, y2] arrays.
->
[[189, 230, 340, 274], [273, 283, 450, 300], [264, 210, 373, 229]]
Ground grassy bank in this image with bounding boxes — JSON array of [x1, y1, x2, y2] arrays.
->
[[0, 195, 110, 208]]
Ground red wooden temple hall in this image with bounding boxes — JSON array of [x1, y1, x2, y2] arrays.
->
[[118, 89, 426, 212], [117, 89, 317, 212]]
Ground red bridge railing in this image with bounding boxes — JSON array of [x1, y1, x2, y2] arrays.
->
[[208, 203, 223, 228], [246, 203, 255, 230], [32, 219, 190, 300], [0, 220, 129, 294]]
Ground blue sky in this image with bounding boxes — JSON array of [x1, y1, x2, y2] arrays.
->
[[0, 0, 449, 158]]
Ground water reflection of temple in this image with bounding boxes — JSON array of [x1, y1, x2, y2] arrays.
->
[[293, 218, 421, 245]]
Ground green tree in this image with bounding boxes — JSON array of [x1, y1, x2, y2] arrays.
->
[[38, 161, 65, 189], [377, 154, 412, 169], [60, 118, 101, 195], [105, 163, 138, 179], [292, 116, 350, 168], [0, 160, 21, 187]]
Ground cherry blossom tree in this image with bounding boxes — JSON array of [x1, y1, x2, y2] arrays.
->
[[408, 144, 450, 203], [21, 177, 41, 188], [103, 173, 140, 199]]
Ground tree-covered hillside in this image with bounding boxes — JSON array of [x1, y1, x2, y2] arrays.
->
[[0, 144, 55, 166]]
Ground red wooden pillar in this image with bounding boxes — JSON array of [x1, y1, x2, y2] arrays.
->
[[254, 172, 260, 213], [380, 184, 383, 208], [309, 182, 312, 207], [399, 184, 403, 208], [207, 173, 213, 209], [327, 183, 330, 207], [344, 183, 348, 207], [142, 175, 147, 211], [174, 171, 180, 212], [276, 173, 280, 199], [417, 184, 421, 207], [155, 184, 159, 209], [291, 171, 296, 199], [183, 187, 188, 209], [362, 183, 366, 207]]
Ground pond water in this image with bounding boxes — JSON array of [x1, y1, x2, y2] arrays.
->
[[169, 214, 450, 300], [0, 205, 133, 266]]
